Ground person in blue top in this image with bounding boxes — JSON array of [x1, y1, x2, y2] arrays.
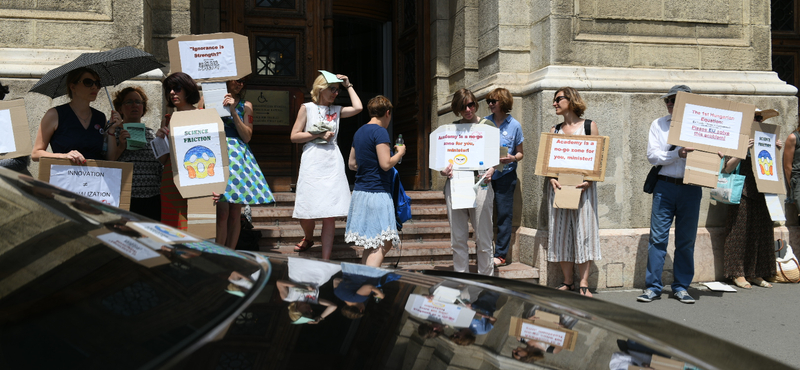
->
[[484, 88, 524, 267], [345, 95, 405, 267], [212, 78, 274, 249]]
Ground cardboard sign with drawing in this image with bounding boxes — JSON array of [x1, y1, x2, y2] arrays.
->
[[534, 133, 609, 209], [168, 109, 230, 199]]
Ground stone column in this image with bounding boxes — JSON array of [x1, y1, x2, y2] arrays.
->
[[432, 0, 797, 288]]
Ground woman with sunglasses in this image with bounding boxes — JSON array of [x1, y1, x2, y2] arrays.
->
[[33, 67, 122, 164], [213, 78, 274, 249], [484, 88, 524, 268], [105, 86, 163, 220], [719, 109, 781, 289], [548, 87, 601, 297], [441, 88, 495, 276], [291, 71, 362, 259], [156, 72, 202, 230]]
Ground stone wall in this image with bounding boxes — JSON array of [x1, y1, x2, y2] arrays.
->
[[431, 0, 799, 288]]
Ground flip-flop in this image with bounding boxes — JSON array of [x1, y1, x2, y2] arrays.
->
[[556, 283, 574, 291], [294, 238, 313, 252], [749, 278, 773, 288], [492, 257, 510, 267], [579, 287, 592, 297], [732, 277, 751, 289]]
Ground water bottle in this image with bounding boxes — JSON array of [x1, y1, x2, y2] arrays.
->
[[501, 143, 511, 172], [477, 161, 488, 188], [396, 134, 404, 164]]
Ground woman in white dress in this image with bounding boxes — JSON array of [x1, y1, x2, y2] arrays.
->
[[290, 71, 363, 260]]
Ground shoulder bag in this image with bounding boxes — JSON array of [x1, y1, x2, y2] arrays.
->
[[710, 157, 745, 204], [643, 145, 676, 194]]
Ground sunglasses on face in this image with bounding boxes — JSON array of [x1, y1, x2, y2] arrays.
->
[[328, 86, 341, 94], [464, 102, 476, 110], [168, 85, 183, 93], [664, 97, 676, 104], [486, 99, 498, 105], [80, 78, 102, 88], [554, 96, 569, 103]]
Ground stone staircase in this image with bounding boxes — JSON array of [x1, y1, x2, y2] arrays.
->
[[250, 191, 538, 279]]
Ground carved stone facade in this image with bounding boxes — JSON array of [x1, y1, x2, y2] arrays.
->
[[432, 0, 798, 288]]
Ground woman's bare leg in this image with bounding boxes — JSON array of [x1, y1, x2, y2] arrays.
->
[[216, 202, 230, 246], [558, 261, 575, 291], [577, 261, 593, 297], [226, 204, 243, 249], [363, 240, 393, 267], [320, 217, 335, 260]]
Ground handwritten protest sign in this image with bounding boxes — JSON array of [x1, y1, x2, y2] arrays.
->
[[751, 122, 785, 194], [39, 158, 133, 210], [404, 294, 475, 327], [168, 32, 251, 82], [679, 104, 743, 150], [509, 316, 578, 351], [429, 123, 500, 170], [534, 133, 609, 181], [169, 109, 229, 198], [0, 99, 32, 160], [90, 230, 169, 268]]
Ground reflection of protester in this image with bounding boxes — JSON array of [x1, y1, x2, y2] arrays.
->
[[484, 88, 524, 267], [783, 117, 800, 213], [291, 72, 362, 259], [609, 339, 671, 370], [720, 111, 781, 289], [639, 85, 702, 305], [441, 88, 494, 276], [345, 96, 404, 266], [157, 72, 201, 230], [512, 304, 577, 363], [548, 87, 601, 297], [278, 280, 337, 324], [32, 67, 119, 164], [108, 86, 163, 220], [333, 262, 397, 319], [0, 82, 32, 175], [214, 78, 274, 250]]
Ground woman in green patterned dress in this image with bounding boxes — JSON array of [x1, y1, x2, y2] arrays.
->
[[214, 78, 274, 249]]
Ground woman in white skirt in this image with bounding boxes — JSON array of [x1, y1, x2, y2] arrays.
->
[[345, 96, 405, 266], [291, 71, 363, 260]]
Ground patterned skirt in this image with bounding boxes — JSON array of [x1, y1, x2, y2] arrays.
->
[[345, 190, 399, 249], [220, 137, 274, 204], [723, 193, 777, 279]]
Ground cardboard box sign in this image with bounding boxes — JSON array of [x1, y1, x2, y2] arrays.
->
[[508, 316, 578, 352], [168, 32, 251, 82], [0, 99, 33, 160], [750, 122, 785, 195], [89, 229, 170, 268], [429, 123, 500, 171], [534, 133, 610, 181], [39, 158, 133, 210], [187, 196, 217, 239], [168, 109, 230, 199]]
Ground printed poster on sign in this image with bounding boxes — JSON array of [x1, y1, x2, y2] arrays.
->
[[435, 129, 486, 169], [679, 104, 743, 150], [753, 130, 778, 182], [174, 122, 225, 186], [548, 137, 598, 171], [520, 321, 567, 347], [49, 165, 122, 206], [178, 38, 237, 80]]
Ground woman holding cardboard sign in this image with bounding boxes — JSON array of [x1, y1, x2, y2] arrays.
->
[[106, 86, 163, 221], [291, 71, 362, 260], [32, 67, 121, 164], [441, 88, 495, 276], [547, 87, 601, 297], [720, 110, 780, 289], [156, 72, 202, 230], [213, 77, 274, 249]]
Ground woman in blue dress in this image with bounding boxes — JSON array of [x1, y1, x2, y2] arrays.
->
[[214, 78, 274, 249]]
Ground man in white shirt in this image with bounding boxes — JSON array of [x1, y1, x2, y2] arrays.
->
[[638, 85, 702, 304]]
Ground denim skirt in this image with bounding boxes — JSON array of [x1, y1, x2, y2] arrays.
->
[[344, 190, 399, 249]]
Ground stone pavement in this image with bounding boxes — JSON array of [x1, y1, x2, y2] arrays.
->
[[594, 283, 800, 368]]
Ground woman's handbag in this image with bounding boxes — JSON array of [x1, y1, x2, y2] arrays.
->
[[768, 240, 800, 283], [710, 158, 745, 204]]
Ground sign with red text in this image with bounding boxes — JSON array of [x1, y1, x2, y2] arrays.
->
[[669, 91, 754, 159], [168, 32, 251, 82], [429, 122, 500, 171], [404, 294, 475, 328], [534, 133, 609, 181], [509, 316, 578, 351]]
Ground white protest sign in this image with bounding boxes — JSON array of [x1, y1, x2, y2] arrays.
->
[[97, 233, 161, 262], [174, 122, 225, 187], [754, 130, 779, 182], [679, 103, 743, 150], [49, 165, 123, 207], [128, 222, 200, 244], [404, 294, 475, 327], [0, 109, 16, 153], [201, 82, 232, 118], [429, 123, 500, 170], [520, 321, 567, 347], [548, 137, 598, 171], [178, 38, 237, 80]]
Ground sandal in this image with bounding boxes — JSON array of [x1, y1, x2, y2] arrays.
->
[[732, 276, 751, 289], [294, 238, 314, 252], [556, 283, 574, 291], [579, 287, 593, 297], [749, 278, 773, 288], [493, 257, 509, 267]]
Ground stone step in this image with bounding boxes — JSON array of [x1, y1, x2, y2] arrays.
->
[[400, 262, 539, 280], [252, 221, 470, 242], [250, 204, 448, 223], [261, 240, 471, 259]]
